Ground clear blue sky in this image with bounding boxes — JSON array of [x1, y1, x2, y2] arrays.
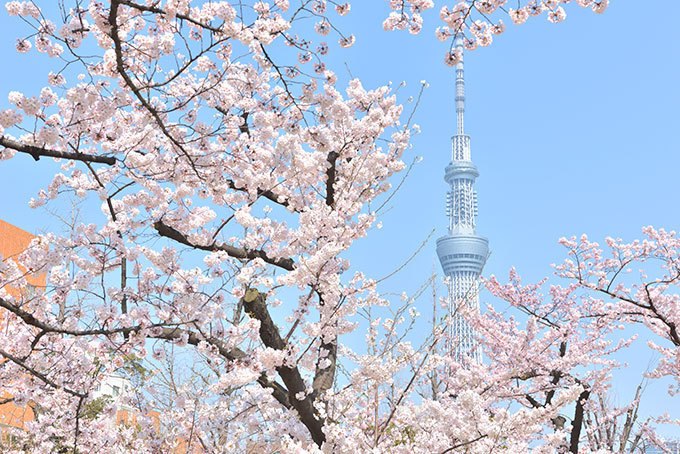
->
[[1, 0, 679, 436]]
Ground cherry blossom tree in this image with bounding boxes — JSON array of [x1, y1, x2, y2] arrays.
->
[[583, 383, 650, 453], [7, 1, 680, 454], [476, 227, 680, 453]]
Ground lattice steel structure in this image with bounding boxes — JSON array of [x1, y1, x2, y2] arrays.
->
[[436, 34, 488, 364]]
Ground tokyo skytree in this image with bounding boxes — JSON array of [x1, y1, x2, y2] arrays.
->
[[436, 33, 489, 364]]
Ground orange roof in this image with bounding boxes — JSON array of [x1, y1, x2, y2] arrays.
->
[[0, 219, 46, 288], [0, 392, 34, 433], [0, 221, 43, 437]]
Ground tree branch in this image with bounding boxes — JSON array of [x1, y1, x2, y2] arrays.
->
[[325, 151, 338, 208], [153, 220, 295, 271], [569, 390, 591, 454], [242, 288, 326, 446], [152, 326, 291, 409], [0, 136, 116, 165], [118, 0, 223, 32], [544, 341, 567, 406], [0, 297, 292, 410], [0, 347, 86, 398], [223, 177, 294, 211], [311, 338, 336, 400], [108, 0, 203, 179]]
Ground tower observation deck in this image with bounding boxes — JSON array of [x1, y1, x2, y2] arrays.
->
[[436, 34, 488, 364]]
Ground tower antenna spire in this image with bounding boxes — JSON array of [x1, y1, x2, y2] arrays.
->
[[455, 33, 465, 136]]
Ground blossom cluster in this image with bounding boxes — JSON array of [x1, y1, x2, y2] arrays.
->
[[383, 0, 609, 63]]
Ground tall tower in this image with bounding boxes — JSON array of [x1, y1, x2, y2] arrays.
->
[[436, 34, 489, 364]]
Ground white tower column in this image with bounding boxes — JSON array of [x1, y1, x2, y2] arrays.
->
[[436, 33, 488, 365]]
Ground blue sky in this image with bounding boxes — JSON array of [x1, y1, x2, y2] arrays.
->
[[1, 0, 680, 437]]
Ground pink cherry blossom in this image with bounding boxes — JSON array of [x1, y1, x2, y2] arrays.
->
[[0, 1, 640, 453]]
